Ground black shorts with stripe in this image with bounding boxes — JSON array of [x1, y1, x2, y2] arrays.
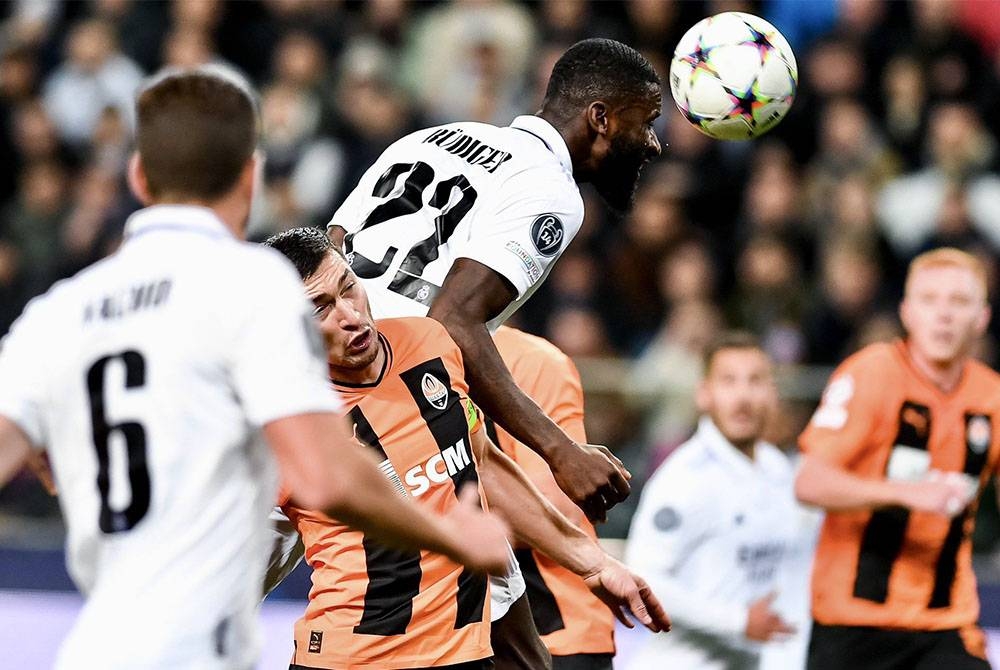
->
[[807, 622, 992, 670]]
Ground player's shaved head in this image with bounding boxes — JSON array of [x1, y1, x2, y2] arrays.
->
[[135, 68, 258, 201], [263, 226, 347, 280], [542, 38, 660, 118]]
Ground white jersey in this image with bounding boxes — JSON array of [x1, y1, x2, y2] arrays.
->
[[327, 115, 584, 331], [328, 115, 580, 620], [625, 417, 798, 670], [0, 205, 340, 670]]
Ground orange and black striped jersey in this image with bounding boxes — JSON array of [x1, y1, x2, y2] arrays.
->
[[801, 340, 1000, 635], [489, 326, 615, 657], [281, 317, 491, 669]]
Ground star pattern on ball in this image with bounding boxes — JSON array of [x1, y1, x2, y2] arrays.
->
[[742, 20, 775, 64]]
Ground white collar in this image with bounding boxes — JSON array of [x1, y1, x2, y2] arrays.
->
[[123, 205, 233, 241], [509, 115, 574, 176], [695, 415, 764, 477]]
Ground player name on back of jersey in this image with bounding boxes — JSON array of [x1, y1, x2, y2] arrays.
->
[[423, 128, 514, 173], [83, 278, 172, 323]]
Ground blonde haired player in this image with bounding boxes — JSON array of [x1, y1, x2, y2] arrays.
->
[[797, 248, 997, 669]]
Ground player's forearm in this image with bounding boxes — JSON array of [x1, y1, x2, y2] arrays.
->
[[638, 571, 747, 638], [326, 448, 472, 562], [795, 454, 902, 511], [434, 314, 571, 458], [477, 433, 602, 576]]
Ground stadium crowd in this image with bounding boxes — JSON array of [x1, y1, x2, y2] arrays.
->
[[2, 0, 1000, 539]]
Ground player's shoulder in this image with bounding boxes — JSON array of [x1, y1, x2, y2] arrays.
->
[[494, 326, 573, 369], [843, 341, 898, 371], [755, 442, 794, 481], [963, 358, 1000, 402], [647, 437, 716, 490], [377, 316, 459, 362]]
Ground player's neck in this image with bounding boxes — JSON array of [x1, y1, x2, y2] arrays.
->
[[731, 440, 756, 461], [536, 109, 589, 181], [904, 340, 967, 393], [330, 341, 387, 386], [149, 195, 249, 239]]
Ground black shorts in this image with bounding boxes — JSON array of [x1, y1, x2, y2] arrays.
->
[[551, 653, 613, 670], [807, 622, 992, 670], [491, 593, 553, 670]]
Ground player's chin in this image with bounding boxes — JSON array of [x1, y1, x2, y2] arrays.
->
[[595, 178, 640, 215]]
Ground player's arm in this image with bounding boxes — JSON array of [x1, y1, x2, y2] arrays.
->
[[795, 455, 970, 514], [0, 415, 33, 489], [429, 258, 629, 522], [471, 425, 669, 632], [794, 358, 972, 516], [624, 479, 792, 642], [264, 411, 509, 575]]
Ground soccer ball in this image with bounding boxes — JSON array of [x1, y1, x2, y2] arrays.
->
[[669, 12, 797, 141]]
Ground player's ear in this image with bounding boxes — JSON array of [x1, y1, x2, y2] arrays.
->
[[127, 152, 153, 206], [976, 303, 991, 335], [586, 101, 610, 136], [239, 151, 261, 202]]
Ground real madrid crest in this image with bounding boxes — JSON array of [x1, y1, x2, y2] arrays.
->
[[421, 372, 448, 410], [967, 414, 991, 454]]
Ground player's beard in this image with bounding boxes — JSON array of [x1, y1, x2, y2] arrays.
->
[[593, 134, 652, 215]]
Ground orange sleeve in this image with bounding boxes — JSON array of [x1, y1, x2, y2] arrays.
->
[[531, 353, 587, 445], [799, 350, 888, 468]]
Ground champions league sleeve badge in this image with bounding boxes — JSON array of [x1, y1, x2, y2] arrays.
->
[[530, 214, 565, 257]]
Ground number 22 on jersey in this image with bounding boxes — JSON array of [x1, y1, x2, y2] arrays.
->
[[345, 161, 477, 308]]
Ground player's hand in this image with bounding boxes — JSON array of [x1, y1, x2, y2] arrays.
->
[[745, 592, 795, 642], [549, 442, 631, 523], [26, 451, 56, 496], [444, 485, 511, 576], [895, 473, 976, 517], [582, 556, 671, 633]]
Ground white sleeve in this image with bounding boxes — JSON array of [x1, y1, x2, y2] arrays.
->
[[262, 506, 305, 598], [625, 469, 748, 639], [326, 165, 373, 236], [457, 172, 583, 298], [0, 300, 49, 448], [229, 251, 341, 427]]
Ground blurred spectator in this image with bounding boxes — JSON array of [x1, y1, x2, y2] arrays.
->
[[729, 235, 808, 364], [42, 18, 143, 148], [878, 102, 1000, 255], [805, 97, 900, 226], [766, 0, 838, 53], [605, 176, 690, 353], [403, 0, 536, 125], [879, 52, 929, 167], [804, 240, 885, 364], [630, 300, 724, 448], [547, 305, 615, 358], [1, 160, 69, 301]]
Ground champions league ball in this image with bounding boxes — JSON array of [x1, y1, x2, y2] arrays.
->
[[669, 12, 798, 141]]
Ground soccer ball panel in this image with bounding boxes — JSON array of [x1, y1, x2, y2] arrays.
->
[[669, 11, 798, 141]]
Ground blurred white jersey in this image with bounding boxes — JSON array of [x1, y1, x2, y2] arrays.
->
[[328, 115, 584, 331], [625, 417, 798, 670], [0, 206, 340, 670]]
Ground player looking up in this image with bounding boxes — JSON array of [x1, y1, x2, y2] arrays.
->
[[327, 38, 663, 524], [797, 248, 997, 670], [0, 68, 508, 670], [264, 226, 669, 670]]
